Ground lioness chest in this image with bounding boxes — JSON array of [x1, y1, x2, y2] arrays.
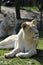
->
[[17, 31, 34, 52]]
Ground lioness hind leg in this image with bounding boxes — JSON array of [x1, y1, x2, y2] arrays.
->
[[0, 35, 14, 49]]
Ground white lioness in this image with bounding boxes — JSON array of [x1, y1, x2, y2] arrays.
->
[[0, 19, 39, 58], [0, 12, 16, 38]]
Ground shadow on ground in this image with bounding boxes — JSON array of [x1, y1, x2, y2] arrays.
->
[[39, 31, 43, 38], [31, 49, 43, 65]]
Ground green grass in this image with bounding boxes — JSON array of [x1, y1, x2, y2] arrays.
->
[[0, 31, 43, 65], [38, 39, 43, 49], [37, 31, 43, 50], [21, 6, 39, 11]]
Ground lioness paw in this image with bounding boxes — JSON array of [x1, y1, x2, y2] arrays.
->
[[4, 53, 15, 58]]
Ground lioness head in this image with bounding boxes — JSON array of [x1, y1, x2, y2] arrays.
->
[[22, 19, 39, 37], [3, 12, 16, 27]]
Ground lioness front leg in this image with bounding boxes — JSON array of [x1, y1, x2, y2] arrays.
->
[[5, 48, 20, 58], [16, 49, 37, 58]]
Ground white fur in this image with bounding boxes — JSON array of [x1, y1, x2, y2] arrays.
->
[[0, 12, 16, 38], [0, 21, 39, 58]]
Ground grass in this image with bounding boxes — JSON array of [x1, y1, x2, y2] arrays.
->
[[21, 6, 39, 11], [0, 31, 43, 65], [37, 31, 43, 50]]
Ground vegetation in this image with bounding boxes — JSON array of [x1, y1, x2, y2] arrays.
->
[[38, 31, 43, 49], [21, 6, 39, 11]]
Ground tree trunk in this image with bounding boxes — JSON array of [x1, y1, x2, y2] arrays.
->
[[39, 0, 43, 30], [40, 9, 42, 30], [0, 6, 1, 13], [15, 0, 21, 19], [0, 0, 1, 13]]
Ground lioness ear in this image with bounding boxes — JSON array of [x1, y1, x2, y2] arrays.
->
[[32, 19, 37, 25], [21, 22, 27, 29]]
